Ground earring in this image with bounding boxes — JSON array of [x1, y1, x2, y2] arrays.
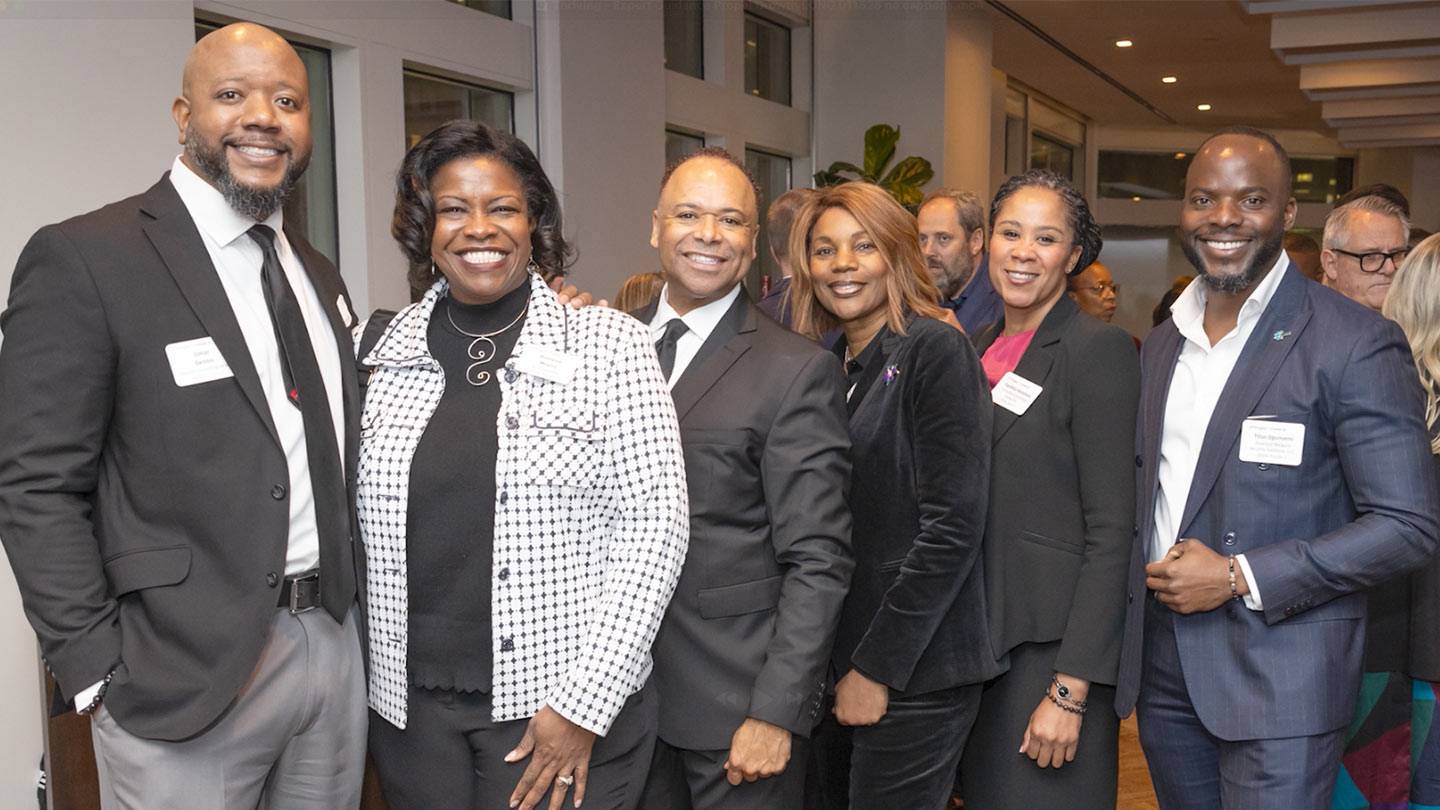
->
[[526, 258, 540, 275]]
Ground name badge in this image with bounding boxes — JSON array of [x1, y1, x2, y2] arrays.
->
[[165, 337, 234, 387], [513, 347, 579, 384], [1239, 418, 1304, 467], [992, 372, 1042, 416]]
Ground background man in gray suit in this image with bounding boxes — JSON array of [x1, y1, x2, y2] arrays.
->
[[636, 148, 853, 810], [0, 23, 365, 809], [1115, 126, 1438, 809]]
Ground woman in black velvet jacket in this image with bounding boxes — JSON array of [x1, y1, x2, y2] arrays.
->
[[789, 182, 997, 810]]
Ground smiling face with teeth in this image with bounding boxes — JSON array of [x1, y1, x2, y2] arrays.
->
[[807, 206, 893, 349], [651, 156, 758, 315], [989, 187, 1083, 335], [172, 24, 312, 221], [428, 156, 534, 306], [1179, 133, 1296, 296]]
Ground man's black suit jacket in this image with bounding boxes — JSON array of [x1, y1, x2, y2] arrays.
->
[[640, 291, 853, 751], [0, 175, 361, 741]]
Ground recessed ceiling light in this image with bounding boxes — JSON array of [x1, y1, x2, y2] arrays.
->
[[1174, 152, 1186, 159], [1162, 76, 1177, 84], [1116, 39, 1133, 48], [1197, 103, 1212, 111], [1132, 196, 1142, 201]]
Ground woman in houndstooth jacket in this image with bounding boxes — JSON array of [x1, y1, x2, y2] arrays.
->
[[356, 120, 689, 810]]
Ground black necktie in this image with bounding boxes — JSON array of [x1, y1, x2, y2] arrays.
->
[[655, 318, 689, 381], [248, 225, 355, 621]]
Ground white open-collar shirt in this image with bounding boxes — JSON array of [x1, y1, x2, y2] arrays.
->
[[1153, 252, 1291, 610]]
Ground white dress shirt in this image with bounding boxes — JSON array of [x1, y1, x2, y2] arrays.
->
[[649, 283, 743, 389], [169, 157, 345, 576], [1152, 253, 1292, 611]]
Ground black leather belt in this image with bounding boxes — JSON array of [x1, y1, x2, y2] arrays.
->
[[278, 570, 321, 614]]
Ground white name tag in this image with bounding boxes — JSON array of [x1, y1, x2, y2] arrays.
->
[[1239, 418, 1305, 466], [165, 337, 234, 387], [513, 347, 579, 384], [992, 372, 1042, 416]]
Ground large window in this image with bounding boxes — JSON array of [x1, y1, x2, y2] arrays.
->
[[746, 148, 792, 297], [1098, 151, 1355, 202], [403, 68, 514, 149], [664, 1, 704, 79], [194, 22, 339, 264], [447, 0, 511, 19], [665, 129, 706, 167], [1031, 133, 1074, 180], [744, 11, 791, 105], [1006, 85, 1085, 185]]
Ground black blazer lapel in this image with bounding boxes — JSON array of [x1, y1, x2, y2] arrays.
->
[[1138, 321, 1184, 542], [987, 297, 1076, 446], [847, 326, 901, 422], [670, 292, 754, 422], [1179, 265, 1310, 534], [138, 177, 279, 446]]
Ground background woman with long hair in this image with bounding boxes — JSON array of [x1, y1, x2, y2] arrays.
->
[[1347, 232, 1440, 808]]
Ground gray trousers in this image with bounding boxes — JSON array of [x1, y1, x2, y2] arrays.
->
[[90, 606, 367, 810]]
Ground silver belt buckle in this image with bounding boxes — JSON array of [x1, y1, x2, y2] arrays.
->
[[288, 571, 320, 615]]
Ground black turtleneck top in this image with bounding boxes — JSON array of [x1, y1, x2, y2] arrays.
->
[[406, 280, 530, 692]]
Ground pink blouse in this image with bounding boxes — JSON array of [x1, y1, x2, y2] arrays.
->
[[981, 329, 1036, 388]]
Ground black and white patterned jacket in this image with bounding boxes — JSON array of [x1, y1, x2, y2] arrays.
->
[[355, 274, 688, 734]]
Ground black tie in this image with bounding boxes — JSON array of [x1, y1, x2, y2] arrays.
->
[[655, 318, 689, 381], [248, 225, 355, 621]]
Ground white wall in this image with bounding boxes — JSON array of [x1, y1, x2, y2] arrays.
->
[[1356, 145, 1440, 233], [813, 2, 948, 190], [535, 1, 665, 302]]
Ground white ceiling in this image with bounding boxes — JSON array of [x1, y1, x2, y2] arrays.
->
[[989, 0, 1440, 146]]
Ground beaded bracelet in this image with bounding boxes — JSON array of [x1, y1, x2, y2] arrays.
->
[[1228, 556, 1240, 601], [1044, 687, 1086, 715], [78, 669, 115, 716]]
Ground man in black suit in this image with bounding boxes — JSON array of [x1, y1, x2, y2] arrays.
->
[[637, 148, 854, 810], [757, 187, 814, 329], [0, 23, 365, 809]]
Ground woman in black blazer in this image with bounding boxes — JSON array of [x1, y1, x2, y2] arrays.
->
[[958, 170, 1139, 808], [788, 182, 997, 809]]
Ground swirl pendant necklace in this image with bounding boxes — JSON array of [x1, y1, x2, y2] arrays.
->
[[444, 296, 528, 386]]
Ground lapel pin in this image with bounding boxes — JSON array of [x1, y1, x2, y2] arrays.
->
[[1272, 330, 1291, 341], [883, 364, 900, 386]]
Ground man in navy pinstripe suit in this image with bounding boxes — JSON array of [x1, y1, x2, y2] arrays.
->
[[1114, 126, 1438, 809]]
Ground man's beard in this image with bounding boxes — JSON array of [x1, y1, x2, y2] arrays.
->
[[929, 257, 974, 300], [1181, 229, 1284, 294], [184, 126, 308, 222]]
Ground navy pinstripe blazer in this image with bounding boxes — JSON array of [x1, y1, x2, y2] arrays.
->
[[1115, 262, 1439, 740]]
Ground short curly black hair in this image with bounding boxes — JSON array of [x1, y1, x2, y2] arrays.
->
[[988, 169, 1102, 276], [392, 119, 574, 293]]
